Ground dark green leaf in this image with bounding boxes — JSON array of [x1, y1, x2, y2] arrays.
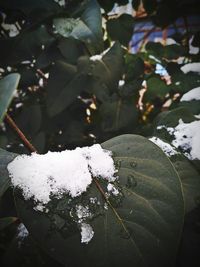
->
[[178, 100, 200, 116], [118, 79, 143, 99], [15, 104, 42, 137], [171, 72, 200, 93], [58, 38, 85, 65], [107, 14, 135, 46], [78, 42, 124, 101], [0, 148, 17, 198], [132, 0, 141, 10], [163, 44, 186, 60], [32, 132, 46, 153], [54, 0, 103, 54], [154, 107, 196, 129], [0, 0, 61, 21], [101, 42, 124, 89], [0, 216, 17, 231], [145, 42, 164, 58], [144, 76, 170, 102], [170, 154, 200, 214], [46, 61, 88, 116], [0, 26, 55, 66], [191, 31, 200, 47], [143, 0, 157, 15], [125, 54, 144, 81], [14, 135, 184, 267], [99, 98, 138, 132], [0, 74, 20, 123]]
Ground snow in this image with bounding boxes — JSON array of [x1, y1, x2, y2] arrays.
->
[[80, 223, 94, 244], [75, 205, 94, 244], [107, 183, 119, 196], [90, 55, 102, 61], [118, 80, 125, 87], [149, 137, 179, 157], [157, 120, 200, 160], [181, 63, 200, 74], [54, 0, 65, 6], [17, 223, 29, 247], [90, 48, 111, 62], [195, 114, 200, 119], [7, 144, 117, 209], [189, 36, 199, 55], [76, 205, 91, 223], [180, 87, 200, 102], [149, 55, 161, 63], [155, 63, 169, 76]]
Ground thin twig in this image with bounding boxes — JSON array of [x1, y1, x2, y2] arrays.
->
[[36, 69, 48, 81], [5, 114, 37, 153]]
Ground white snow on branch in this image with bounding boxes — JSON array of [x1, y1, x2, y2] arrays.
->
[[181, 63, 200, 74], [7, 144, 117, 209], [149, 137, 179, 157], [180, 87, 200, 102]]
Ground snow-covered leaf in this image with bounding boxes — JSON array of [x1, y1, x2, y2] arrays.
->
[[13, 135, 184, 267]]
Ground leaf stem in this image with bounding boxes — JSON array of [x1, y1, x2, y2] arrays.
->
[[93, 177, 130, 236], [5, 114, 38, 153]]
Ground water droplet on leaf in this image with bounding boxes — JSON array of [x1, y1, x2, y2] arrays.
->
[[130, 161, 137, 168], [126, 175, 137, 188]]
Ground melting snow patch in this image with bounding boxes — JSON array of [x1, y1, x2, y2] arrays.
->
[[7, 144, 117, 210], [118, 80, 125, 87], [107, 183, 119, 196], [157, 120, 200, 160], [180, 87, 200, 102], [181, 63, 200, 74], [195, 114, 200, 119], [149, 137, 179, 157], [17, 223, 29, 247], [80, 223, 94, 244], [90, 54, 102, 61]]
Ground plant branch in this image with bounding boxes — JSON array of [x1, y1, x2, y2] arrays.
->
[[5, 114, 37, 153]]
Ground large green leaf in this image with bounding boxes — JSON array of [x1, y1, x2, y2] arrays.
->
[[78, 42, 124, 101], [46, 61, 88, 116], [170, 154, 200, 214], [0, 74, 20, 124], [99, 98, 138, 132], [53, 0, 103, 53], [14, 135, 184, 266], [0, 148, 17, 198]]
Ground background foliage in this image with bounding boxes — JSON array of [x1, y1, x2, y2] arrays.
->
[[0, 0, 200, 266]]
